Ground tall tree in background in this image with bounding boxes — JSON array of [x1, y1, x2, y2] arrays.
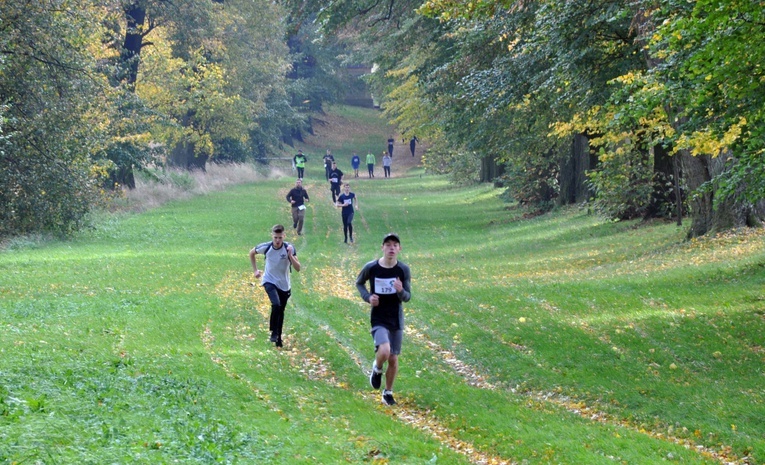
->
[[328, 0, 764, 234], [0, 1, 112, 236], [643, 0, 765, 235], [1, 0, 296, 238], [104, 0, 293, 173]]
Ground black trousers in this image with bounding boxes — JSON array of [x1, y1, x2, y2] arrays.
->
[[263, 282, 291, 337]]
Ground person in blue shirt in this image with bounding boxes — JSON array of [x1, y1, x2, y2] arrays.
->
[[335, 183, 358, 243], [351, 152, 361, 178]]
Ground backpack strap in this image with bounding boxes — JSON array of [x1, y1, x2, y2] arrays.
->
[[265, 241, 292, 273]]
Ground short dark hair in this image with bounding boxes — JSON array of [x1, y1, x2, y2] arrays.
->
[[272, 224, 285, 234]]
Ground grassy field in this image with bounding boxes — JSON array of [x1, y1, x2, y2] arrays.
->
[[1, 106, 764, 464]]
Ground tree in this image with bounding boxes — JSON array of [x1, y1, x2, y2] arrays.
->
[[0, 1, 112, 236], [111, 0, 292, 171], [646, 0, 765, 235], [595, 0, 765, 235], [416, 0, 765, 234]]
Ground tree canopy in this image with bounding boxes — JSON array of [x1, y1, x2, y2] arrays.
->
[[2, 0, 763, 238], [301, 0, 764, 234]]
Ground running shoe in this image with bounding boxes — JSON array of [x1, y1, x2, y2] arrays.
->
[[369, 363, 382, 390], [382, 390, 396, 406]]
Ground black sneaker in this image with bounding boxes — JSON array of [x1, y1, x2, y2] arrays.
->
[[269, 332, 278, 342], [382, 390, 396, 406], [369, 363, 382, 390], [293, 222, 297, 229], [275, 338, 283, 348]]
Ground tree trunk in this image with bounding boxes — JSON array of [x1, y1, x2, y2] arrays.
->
[[681, 150, 757, 237], [480, 155, 504, 183], [109, 164, 136, 190], [644, 143, 683, 221], [681, 151, 714, 237], [168, 141, 208, 171], [558, 133, 593, 205], [120, 2, 147, 89], [109, 1, 148, 189]]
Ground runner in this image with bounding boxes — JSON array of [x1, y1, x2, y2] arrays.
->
[[365, 151, 376, 178], [293, 150, 307, 179], [323, 150, 335, 180], [328, 161, 344, 204], [335, 182, 358, 244], [249, 224, 302, 348], [286, 178, 310, 235], [356, 233, 412, 406], [351, 152, 361, 178], [382, 152, 392, 178]]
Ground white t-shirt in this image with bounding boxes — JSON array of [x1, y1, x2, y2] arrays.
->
[[255, 241, 294, 291]]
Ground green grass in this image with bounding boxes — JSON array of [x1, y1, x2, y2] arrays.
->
[[1, 106, 764, 464]]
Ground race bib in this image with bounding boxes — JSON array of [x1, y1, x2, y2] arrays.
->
[[374, 277, 397, 295]]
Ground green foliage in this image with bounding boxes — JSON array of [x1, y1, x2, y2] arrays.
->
[[317, 0, 765, 231], [498, 153, 559, 213], [0, 1, 112, 237], [646, 0, 765, 206], [587, 146, 655, 220], [285, 26, 346, 114], [0, 0, 301, 238], [368, 0, 647, 213], [422, 140, 481, 185]]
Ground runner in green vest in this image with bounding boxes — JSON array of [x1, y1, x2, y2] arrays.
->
[[365, 152, 376, 178], [293, 150, 308, 179]]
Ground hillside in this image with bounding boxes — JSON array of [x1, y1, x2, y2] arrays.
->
[[293, 105, 424, 177]]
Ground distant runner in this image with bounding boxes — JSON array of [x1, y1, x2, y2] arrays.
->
[[335, 182, 358, 244]]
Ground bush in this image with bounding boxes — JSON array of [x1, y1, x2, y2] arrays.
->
[[587, 147, 654, 220], [497, 155, 559, 214]]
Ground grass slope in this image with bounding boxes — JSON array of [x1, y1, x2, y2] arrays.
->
[[1, 106, 764, 464]]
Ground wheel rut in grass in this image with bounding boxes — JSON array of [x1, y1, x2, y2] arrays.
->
[[406, 325, 741, 465], [209, 270, 517, 465], [210, 264, 739, 464]]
